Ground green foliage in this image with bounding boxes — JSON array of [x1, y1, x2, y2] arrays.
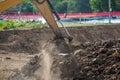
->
[[72, 0, 91, 13], [51, 0, 67, 13], [90, 0, 117, 12], [115, 0, 120, 11], [4, 0, 120, 13], [21, 0, 39, 13], [0, 20, 45, 30], [6, 0, 39, 13], [0, 20, 24, 30], [7, 0, 92, 13], [51, 0, 91, 13]]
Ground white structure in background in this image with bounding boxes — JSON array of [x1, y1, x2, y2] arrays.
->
[[36, 17, 46, 24], [83, 19, 120, 24]]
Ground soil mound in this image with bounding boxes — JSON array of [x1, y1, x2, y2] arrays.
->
[[58, 39, 120, 80], [0, 25, 120, 80], [8, 39, 120, 80], [0, 28, 54, 54], [0, 25, 120, 54]]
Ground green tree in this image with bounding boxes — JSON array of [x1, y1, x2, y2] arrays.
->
[[67, 0, 91, 13], [51, 0, 67, 13], [116, 0, 120, 11], [90, 0, 116, 12], [5, 0, 38, 13], [21, 0, 38, 13], [51, 0, 91, 13]]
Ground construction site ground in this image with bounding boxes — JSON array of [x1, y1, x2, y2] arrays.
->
[[0, 24, 120, 80]]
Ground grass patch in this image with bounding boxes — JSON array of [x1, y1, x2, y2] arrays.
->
[[0, 20, 120, 30], [0, 20, 47, 30]]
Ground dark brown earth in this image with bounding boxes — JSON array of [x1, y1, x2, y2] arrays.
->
[[58, 39, 120, 80], [0, 25, 120, 53], [0, 24, 120, 80]]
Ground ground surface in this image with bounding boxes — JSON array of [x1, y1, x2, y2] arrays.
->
[[0, 24, 120, 80]]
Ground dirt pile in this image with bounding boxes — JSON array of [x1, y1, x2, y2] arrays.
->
[[57, 39, 120, 80], [0, 28, 54, 54], [0, 25, 120, 54], [0, 25, 120, 80], [8, 39, 120, 80]]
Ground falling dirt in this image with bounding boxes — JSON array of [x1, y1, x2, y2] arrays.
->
[[8, 43, 61, 80], [0, 24, 120, 80], [38, 43, 61, 80], [41, 49, 53, 80]]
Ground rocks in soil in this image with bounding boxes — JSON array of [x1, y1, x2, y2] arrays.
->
[[9, 40, 120, 80], [7, 39, 120, 80], [57, 39, 120, 80]]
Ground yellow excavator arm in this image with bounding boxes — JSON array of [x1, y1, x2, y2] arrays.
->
[[0, 0, 64, 39], [0, 0, 24, 12]]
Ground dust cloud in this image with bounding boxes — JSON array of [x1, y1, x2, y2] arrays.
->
[[39, 43, 61, 80], [41, 49, 53, 80], [8, 42, 61, 80]]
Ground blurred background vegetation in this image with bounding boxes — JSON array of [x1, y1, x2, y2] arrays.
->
[[1, 0, 120, 30], [5, 0, 120, 13]]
